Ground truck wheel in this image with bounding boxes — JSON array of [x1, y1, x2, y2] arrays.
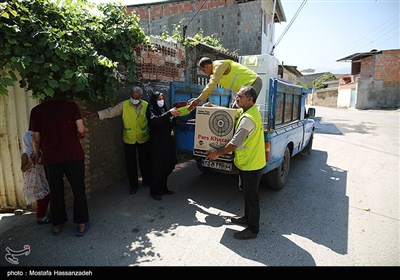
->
[[301, 133, 313, 156], [267, 147, 290, 190]]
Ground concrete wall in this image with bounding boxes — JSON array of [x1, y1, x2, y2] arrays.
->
[[312, 88, 338, 108], [356, 77, 400, 109], [128, 0, 263, 56]]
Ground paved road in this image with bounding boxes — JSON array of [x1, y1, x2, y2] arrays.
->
[[1, 106, 399, 269]]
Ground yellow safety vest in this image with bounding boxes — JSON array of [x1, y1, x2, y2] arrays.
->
[[122, 100, 149, 144], [217, 60, 257, 92], [234, 105, 266, 171]]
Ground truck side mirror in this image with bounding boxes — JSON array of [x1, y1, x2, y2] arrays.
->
[[307, 108, 316, 118]]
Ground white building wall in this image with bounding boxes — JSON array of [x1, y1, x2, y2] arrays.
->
[[337, 88, 352, 108], [261, 1, 275, 54]]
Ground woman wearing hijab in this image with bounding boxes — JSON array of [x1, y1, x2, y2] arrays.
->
[[146, 91, 180, 200]]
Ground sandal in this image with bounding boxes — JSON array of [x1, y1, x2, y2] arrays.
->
[[76, 221, 90, 237], [52, 224, 63, 236], [37, 215, 50, 225]]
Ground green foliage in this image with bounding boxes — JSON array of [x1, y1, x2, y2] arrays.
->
[[296, 80, 313, 89], [313, 72, 336, 90], [0, 0, 149, 103], [159, 21, 232, 54]]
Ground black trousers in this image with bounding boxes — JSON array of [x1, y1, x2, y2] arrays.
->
[[150, 172, 168, 196], [239, 168, 263, 234], [46, 160, 89, 226], [124, 142, 151, 188]]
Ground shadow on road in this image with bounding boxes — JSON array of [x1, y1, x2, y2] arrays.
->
[[1, 149, 348, 267], [216, 149, 348, 265]]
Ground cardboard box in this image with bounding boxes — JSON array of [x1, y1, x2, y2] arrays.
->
[[194, 107, 239, 161]]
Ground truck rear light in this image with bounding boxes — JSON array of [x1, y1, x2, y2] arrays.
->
[[265, 141, 271, 162]]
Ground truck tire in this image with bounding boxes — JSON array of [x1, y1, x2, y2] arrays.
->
[[301, 133, 313, 156], [267, 147, 291, 190]]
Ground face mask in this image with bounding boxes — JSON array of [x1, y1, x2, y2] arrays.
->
[[131, 98, 140, 105], [157, 100, 164, 107]]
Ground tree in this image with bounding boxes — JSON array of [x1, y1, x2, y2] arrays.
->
[[0, 0, 149, 103], [313, 72, 336, 90]]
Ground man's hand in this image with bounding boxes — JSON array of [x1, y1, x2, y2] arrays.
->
[[206, 150, 220, 161], [81, 110, 97, 118], [169, 107, 180, 117], [188, 98, 201, 111]]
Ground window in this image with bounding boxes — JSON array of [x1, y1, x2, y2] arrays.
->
[[275, 85, 302, 127], [284, 94, 293, 123], [275, 91, 284, 125], [351, 61, 361, 75]]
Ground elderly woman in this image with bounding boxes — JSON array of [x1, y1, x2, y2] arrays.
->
[[146, 91, 180, 200]]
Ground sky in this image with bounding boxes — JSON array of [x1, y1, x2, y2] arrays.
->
[[91, 0, 400, 74], [274, 0, 399, 74]]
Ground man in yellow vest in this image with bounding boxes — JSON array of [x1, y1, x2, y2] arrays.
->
[[97, 86, 151, 195], [188, 57, 262, 110], [206, 86, 266, 240]]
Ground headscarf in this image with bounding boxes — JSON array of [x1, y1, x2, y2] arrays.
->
[[149, 91, 168, 115], [22, 131, 33, 156]]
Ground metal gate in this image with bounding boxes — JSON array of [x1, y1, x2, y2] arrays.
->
[[0, 72, 39, 210]]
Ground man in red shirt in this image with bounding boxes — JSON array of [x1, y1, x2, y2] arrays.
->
[[29, 98, 90, 237]]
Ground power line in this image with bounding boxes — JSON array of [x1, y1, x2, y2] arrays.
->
[[334, 13, 399, 59], [270, 0, 308, 55], [321, 14, 399, 71], [183, 0, 208, 39]]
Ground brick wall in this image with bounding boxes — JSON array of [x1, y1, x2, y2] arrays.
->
[[131, 0, 236, 21], [135, 37, 186, 83], [357, 49, 400, 109], [360, 49, 400, 86]]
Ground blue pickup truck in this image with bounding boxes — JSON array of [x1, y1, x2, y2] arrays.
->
[[170, 77, 315, 190]]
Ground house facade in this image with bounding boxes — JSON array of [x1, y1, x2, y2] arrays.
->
[[278, 65, 302, 84], [127, 0, 286, 56], [337, 49, 400, 109]]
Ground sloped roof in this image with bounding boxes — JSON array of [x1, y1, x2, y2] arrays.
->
[[187, 37, 238, 60], [282, 65, 302, 77], [275, 0, 286, 22], [337, 50, 382, 62]]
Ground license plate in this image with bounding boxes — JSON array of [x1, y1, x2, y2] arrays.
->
[[201, 159, 232, 171]]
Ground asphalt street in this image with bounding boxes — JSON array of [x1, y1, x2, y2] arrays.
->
[[1, 106, 399, 272]]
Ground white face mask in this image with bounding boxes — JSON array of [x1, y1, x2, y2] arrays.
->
[[131, 98, 140, 105], [157, 100, 164, 107]]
